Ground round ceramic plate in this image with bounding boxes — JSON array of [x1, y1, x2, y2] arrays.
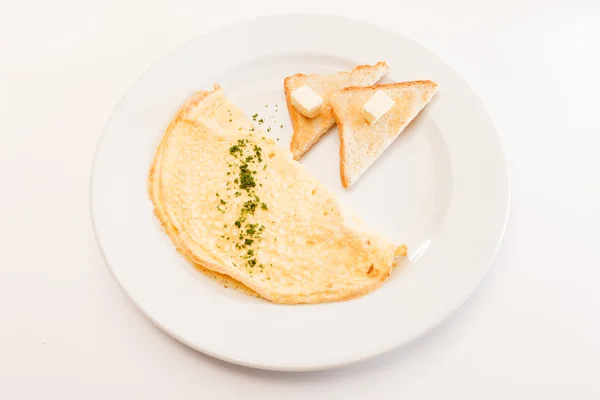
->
[[91, 14, 509, 371]]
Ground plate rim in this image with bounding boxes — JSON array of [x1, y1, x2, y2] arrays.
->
[[90, 13, 511, 371]]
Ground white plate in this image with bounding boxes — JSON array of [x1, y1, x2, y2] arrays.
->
[[90, 14, 509, 371]]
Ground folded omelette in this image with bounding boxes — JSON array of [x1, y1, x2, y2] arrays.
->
[[148, 85, 406, 304]]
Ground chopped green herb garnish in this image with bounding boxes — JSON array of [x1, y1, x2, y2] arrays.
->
[[239, 170, 256, 190], [229, 144, 242, 157], [242, 200, 257, 214], [223, 135, 271, 270]]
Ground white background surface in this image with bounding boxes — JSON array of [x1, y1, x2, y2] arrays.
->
[[0, 0, 597, 398]]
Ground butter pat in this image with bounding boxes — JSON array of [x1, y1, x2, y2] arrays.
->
[[362, 90, 395, 124], [291, 85, 323, 118]]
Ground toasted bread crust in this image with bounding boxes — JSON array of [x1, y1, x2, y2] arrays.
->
[[330, 102, 352, 188], [337, 80, 438, 93]]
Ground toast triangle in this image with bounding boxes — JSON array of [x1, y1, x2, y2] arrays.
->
[[330, 81, 438, 188], [284, 62, 388, 160]]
